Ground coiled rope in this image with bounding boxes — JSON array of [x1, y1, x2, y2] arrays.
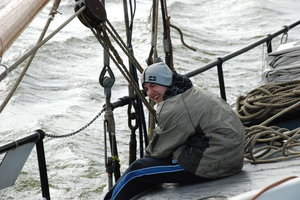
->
[[236, 80, 300, 163], [236, 80, 300, 123], [244, 125, 300, 163]]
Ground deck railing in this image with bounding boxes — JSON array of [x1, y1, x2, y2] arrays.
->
[[0, 130, 50, 200], [185, 20, 300, 101]]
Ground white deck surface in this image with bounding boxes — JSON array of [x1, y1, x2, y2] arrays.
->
[[137, 158, 300, 200]]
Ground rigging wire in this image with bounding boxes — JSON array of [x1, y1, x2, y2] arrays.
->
[[146, 0, 159, 65], [123, 0, 149, 161], [77, 8, 157, 119], [169, 24, 196, 52], [160, 0, 173, 70], [0, 2, 111, 139], [0, 0, 67, 114]]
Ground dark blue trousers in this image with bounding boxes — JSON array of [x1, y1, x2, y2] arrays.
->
[[104, 157, 210, 200]]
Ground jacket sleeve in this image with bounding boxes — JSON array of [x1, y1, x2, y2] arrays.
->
[[145, 105, 195, 158]]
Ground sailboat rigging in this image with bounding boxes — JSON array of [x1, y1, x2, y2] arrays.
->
[[1, 0, 300, 199]]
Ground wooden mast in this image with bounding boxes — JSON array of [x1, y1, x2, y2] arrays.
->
[[0, 0, 49, 57]]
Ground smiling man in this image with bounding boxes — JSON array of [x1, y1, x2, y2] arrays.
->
[[104, 62, 245, 200], [142, 62, 172, 103]]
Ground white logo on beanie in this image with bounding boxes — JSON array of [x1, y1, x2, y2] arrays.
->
[[149, 76, 156, 81], [141, 62, 173, 86]]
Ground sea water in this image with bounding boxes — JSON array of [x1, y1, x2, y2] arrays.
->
[[0, 0, 300, 199]]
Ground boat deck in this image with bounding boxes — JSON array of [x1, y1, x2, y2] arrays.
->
[[137, 158, 300, 200]]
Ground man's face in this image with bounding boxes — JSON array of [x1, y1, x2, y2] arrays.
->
[[143, 83, 168, 104]]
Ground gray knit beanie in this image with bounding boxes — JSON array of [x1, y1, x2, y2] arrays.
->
[[141, 62, 173, 87]]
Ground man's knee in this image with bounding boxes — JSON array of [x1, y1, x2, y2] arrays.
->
[[128, 158, 150, 170], [129, 157, 172, 171]]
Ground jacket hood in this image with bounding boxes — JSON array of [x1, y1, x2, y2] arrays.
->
[[163, 73, 193, 100]]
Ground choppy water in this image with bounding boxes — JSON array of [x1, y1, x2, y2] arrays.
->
[[0, 0, 300, 199]]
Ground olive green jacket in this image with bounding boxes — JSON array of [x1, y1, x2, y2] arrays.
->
[[146, 86, 245, 179]]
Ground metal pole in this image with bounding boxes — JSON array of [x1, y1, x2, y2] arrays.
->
[[35, 130, 51, 200]]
